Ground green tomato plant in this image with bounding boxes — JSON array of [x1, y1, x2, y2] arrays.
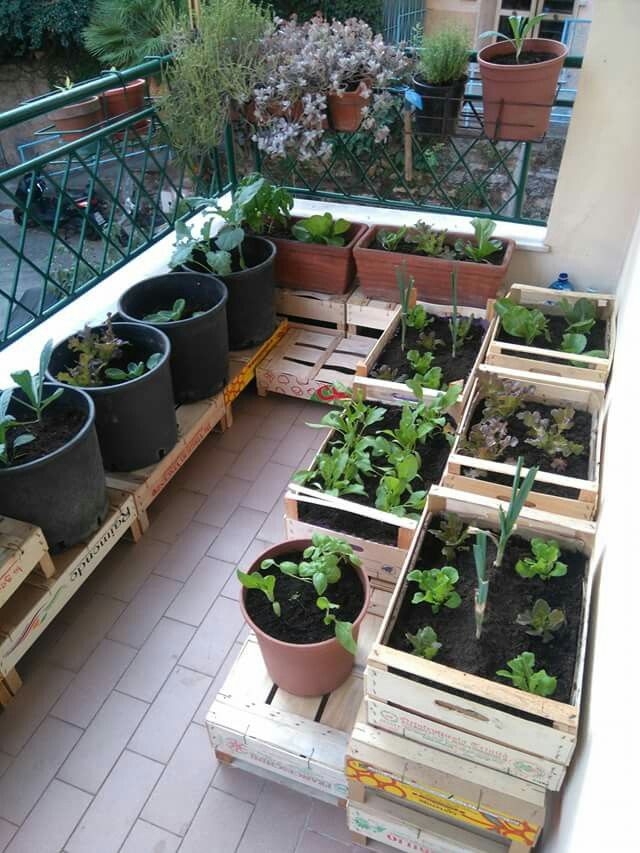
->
[[496, 651, 557, 697], [408, 566, 461, 613], [516, 599, 565, 643], [515, 538, 568, 580], [406, 626, 441, 661]]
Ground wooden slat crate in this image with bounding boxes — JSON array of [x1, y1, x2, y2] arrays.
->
[[206, 587, 389, 805], [223, 319, 289, 413], [255, 325, 376, 403], [485, 284, 616, 385], [275, 288, 349, 332], [444, 365, 604, 520], [365, 486, 595, 795], [0, 517, 55, 610], [346, 288, 397, 334]]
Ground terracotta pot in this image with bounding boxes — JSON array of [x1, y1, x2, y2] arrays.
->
[[244, 98, 304, 126], [48, 96, 103, 142], [102, 78, 149, 136], [240, 539, 371, 696], [271, 219, 368, 294], [327, 81, 371, 133], [478, 38, 568, 141], [353, 224, 514, 308]]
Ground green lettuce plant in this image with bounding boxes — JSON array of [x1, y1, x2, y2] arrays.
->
[[515, 539, 568, 580], [406, 350, 442, 389], [406, 626, 441, 660], [516, 599, 565, 643], [559, 333, 606, 360], [495, 298, 550, 346], [143, 298, 207, 323], [455, 219, 503, 263], [377, 226, 407, 252], [558, 297, 597, 335], [432, 512, 470, 561], [406, 304, 433, 332], [292, 213, 351, 246], [408, 566, 461, 613], [496, 651, 557, 697], [407, 221, 450, 257], [480, 374, 531, 419], [518, 407, 583, 459]]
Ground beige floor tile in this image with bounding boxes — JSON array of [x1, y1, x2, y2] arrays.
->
[[236, 780, 312, 853], [152, 521, 220, 582], [179, 788, 253, 853], [107, 574, 182, 649], [308, 800, 354, 846], [256, 408, 303, 442], [232, 436, 279, 481], [0, 753, 10, 778], [47, 594, 126, 672], [93, 539, 169, 603], [116, 618, 195, 702], [296, 830, 351, 853], [212, 764, 264, 805], [0, 819, 16, 851], [257, 494, 287, 543], [271, 424, 319, 467], [120, 820, 181, 853], [233, 391, 276, 417], [195, 475, 251, 527], [192, 642, 242, 726], [213, 412, 264, 452], [4, 780, 91, 853], [165, 556, 232, 626], [207, 507, 268, 563], [171, 439, 238, 495], [147, 486, 206, 544], [179, 595, 244, 677], [241, 462, 295, 513]]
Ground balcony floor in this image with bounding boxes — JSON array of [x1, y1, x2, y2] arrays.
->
[[0, 389, 392, 853]]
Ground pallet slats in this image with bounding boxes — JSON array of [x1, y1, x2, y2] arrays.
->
[[0, 517, 54, 610], [346, 288, 397, 333], [275, 287, 350, 331]]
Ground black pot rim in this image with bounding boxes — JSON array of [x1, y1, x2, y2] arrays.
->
[[412, 74, 468, 90], [221, 235, 276, 280], [0, 383, 96, 475], [48, 321, 172, 395], [118, 272, 228, 329]]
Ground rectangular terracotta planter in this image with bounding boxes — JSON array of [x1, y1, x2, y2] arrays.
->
[[353, 225, 515, 308], [271, 220, 368, 294]]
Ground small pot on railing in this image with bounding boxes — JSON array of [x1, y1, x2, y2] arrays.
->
[[48, 96, 103, 143], [327, 80, 371, 133], [101, 78, 149, 137], [411, 75, 467, 136]]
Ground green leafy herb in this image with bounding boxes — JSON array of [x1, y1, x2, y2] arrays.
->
[[432, 513, 470, 561], [515, 538, 568, 580], [292, 213, 351, 246], [377, 226, 408, 252], [408, 566, 461, 613], [496, 651, 557, 697], [104, 353, 162, 383], [558, 297, 597, 336], [12, 340, 64, 421], [406, 626, 441, 660], [495, 298, 550, 346], [480, 15, 546, 64], [516, 599, 565, 643], [236, 570, 280, 616], [454, 219, 503, 263], [0, 387, 34, 466], [517, 407, 583, 459]]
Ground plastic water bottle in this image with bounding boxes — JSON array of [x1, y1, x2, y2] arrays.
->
[[549, 272, 574, 291]]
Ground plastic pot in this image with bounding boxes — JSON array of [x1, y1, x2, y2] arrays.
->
[[240, 539, 371, 697], [478, 39, 568, 141], [48, 96, 103, 143], [0, 385, 108, 552], [48, 322, 178, 472], [327, 81, 371, 132], [118, 272, 229, 404], [412, 76, 467, 136]]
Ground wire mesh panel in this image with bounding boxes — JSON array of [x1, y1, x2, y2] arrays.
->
[[382, 0, 424, 44]]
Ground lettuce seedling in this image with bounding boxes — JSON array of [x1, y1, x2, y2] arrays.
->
[[0, 387, 34, 466], [496, 651, 557, 697], [377, 226, 408, 252], [407, 221, 449, 257], [292, 213, 351, 246], [371, 365, 406, 382], [406, 305, 433, 332], [516, 599, 565, 643], [518, 407, 583, 459], [406, 626, 441, 660], [12, 339, 64, 420], [558, 297, 597, 335], [408, 566, 461, 613], [560, 333, 607, 365], [375, 474, 427, 518], [293, 445, 370, 498], [460, 417, 518, 461], [480, 375, 531, 419], [515, 538, 568, 580], [406, 351, 443, 391], [105, 353, 162, 383], [495, 298, 550, 346], [236, 570, 280, 616], [417, 330, 444, 352], [143, 298, 207, 323], [454, 218, 503, 263], [432, 513, 470, 561]]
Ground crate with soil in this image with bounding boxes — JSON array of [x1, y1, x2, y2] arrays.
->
[[353, 218, 514, 307], [444, 365, 603, 519], [486, 284, 616, 385], [365, 486, 595, 796], [284, 385, 461, 583]]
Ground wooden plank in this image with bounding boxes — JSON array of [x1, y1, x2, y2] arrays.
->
[[275, 288, 349, 330], [346, 288, 397, 331], [0, 518, 51, 610]]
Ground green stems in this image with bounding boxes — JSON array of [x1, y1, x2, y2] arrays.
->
[[395, 261, 415, 353], [473, 530, 489, 640], [449, 269, 459, 359]]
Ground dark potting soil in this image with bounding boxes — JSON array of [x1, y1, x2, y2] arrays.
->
[[7, 407, 86, 465], [371, 239, 506, 267], [298, 405, 453, 545], [490, 51, 559, 66], [388, 518, 586, 705], [463, 399, 592, 498], [244, 550, 365, 644], [497, 315, 608, 363], [372, 315, 486, 385]]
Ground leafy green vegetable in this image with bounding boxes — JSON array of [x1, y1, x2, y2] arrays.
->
[[56, 320, 128, 388], [407, 221, 450, 257], [454, 219, 503, 263], [12, 340, 64, 421], [0, 387, 34, 466], [515, 538, 568, 580], [104, 353, 162, 383], [417, 330, 444, 352], [495, 298, 550, 346], [237, 570, 280, 616], [496, 651, 557, 697], [293, 444, 371, 498], [518, 407, 583, 459], [516, 599, 565, 643], [406, 305, 433, 332], [406, 626, 441, 660], [375, 466, 427, 519], [432, 513, 470, 561], [408, 566, 461, 613], [234, 174, 293, 235], [377, 226, 407, 252], [558, 297, 597, 336], [460, 416, 518, 461], [292, 213, 351, 246], [480, 374, 531, 419], [143, 298, 206, 323]]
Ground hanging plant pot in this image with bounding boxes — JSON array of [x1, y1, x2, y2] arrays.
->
[[101, 77, 149, 137], [48, 96, 103, 143], [478, 39, 568, 141], [327, 81, 371, 132], [411, 75, 467, 136], [48, 322, 178, 472], [118, 272, 229, 404], [0, 386, 108, 552], [239, 539, 371, 696]]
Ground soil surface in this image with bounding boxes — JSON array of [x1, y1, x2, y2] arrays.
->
[[244, 550, 365, 644], [490, 51, 559, 66], [298, 405, 453, 544], [497, 315, 608, 364], [371, 238, 506, 267], [388, 517, 586, 705], [372, 315, 486, 385], [8, 407, 86, 465]]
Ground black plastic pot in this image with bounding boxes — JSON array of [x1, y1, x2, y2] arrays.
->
[[48, 322, 178, 472], [412, 76, 467, 136], [118, 272, 229, 404], [0, 385, 108, 552]]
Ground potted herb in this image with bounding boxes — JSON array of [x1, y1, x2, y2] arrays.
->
[[48, 319, 177, 472], [0, 341, 108, 551], [412, 25, 470, 136], [237, 534, 370, 696], [354, 217, 514, 307], [119, 272, 229, 404], [478, 15, 568, 141], [48, 76, 103, 143]]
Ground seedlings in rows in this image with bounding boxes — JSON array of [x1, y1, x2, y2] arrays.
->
[[558, 297, 597, 336], [454, 219, 503, 264], [406, 626, 442, 660], [460, 416, 518, 461], [432, 512, 471, 561], [516, 599, 566, 643], [496, 651, 557, 697], [480, 375, 531, 419], [515, 538, 568, 580], [104, 353, 162, 383], [408, 566, 461, 613], [495, 297, 550, 346], [473, 530, 489, 640], [518, 407, 584, 460]]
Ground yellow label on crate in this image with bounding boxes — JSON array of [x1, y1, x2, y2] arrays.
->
[[224, 320, 289, 404], [347, 759, 539, 845]]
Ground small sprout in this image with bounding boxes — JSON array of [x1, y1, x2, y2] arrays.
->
[[237, 570, 280, 616], [481, 14, 546, 64], [408, 566, 461, 613], [417, 330, 444, 352], [558, 297, 597, 336], [550, 457, 567, 473], [143, 299, 206, 323], [372, 364, 403, 382], [496, 651, 557, 697], [515, 538, 568, 580], [432, 513, 470, 561], [518, 407, 583, 459], [406, 305, 433, 332], [473, 530, 489, 640], [495, 297, 550, 346], [104, 353, 163, 383], [406, 626, 441, 660], [516, 599, 566, 643]]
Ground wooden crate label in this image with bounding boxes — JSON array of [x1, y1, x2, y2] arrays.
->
[[148, 417, 215, 501], [0, 560, 27, 598], [346, 759, 540, 844]]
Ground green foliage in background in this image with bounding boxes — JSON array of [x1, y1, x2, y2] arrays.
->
[[271, 1, 383, 33], [0, 0, 94, 61]]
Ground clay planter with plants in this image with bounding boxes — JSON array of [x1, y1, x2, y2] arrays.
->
[[48, 96, 103, 142], [412, 25, 470, 136], [354, 218, 514, 307], [48, 320, 177, 472], [328, 81, 371, 132], [237, 535, 371, 696], [101, 77, 149, 136], [366, 485, 594, 795], [119, 272, 229, 404], [0, 341, 108, 551]]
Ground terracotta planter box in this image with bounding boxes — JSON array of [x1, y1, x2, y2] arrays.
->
[[353, 225, 514, 308], [271, 220, 367, 294]]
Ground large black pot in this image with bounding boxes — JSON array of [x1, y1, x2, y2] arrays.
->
[[412, 75, 467, 136], [48, 322, 178, 472], [118, 272, 229, 404], [184, 235, 277, 350], [0, 385, 108, 552]]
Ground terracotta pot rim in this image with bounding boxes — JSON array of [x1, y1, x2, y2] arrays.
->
[[48, 96, 101, 120], [103, 78, 146, 97], [328, 79, 371, 99], [478, 38, 568, 69], [240, 539, 371, 651]]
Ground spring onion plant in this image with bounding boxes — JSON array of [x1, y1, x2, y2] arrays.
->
[[494, 456, 539, 568], [473, 530, 488, 640], [395, 261, 415, 352]]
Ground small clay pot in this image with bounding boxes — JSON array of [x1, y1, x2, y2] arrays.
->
[[48, 96, 103, 142], [327, 81, 371, 133]]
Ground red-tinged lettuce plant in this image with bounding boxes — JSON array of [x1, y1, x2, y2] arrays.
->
[[480, 375, 531, 419], [517, 407, 583, 459], [516, 599, 565, 643], [460, 416, 518, 461]]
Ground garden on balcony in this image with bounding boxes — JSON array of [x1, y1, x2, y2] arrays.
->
[[0, 1, 636, 852]]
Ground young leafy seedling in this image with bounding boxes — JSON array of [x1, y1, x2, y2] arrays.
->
[[455, 218, 503, 264], [236, 570, 280, 616], [292, 213, 351, 246], [473, 530, 489, 640], [495, 298, 550, 346], [406, 626, 441, 660], [480, 14, 546, 64], [432, 512, 470, 561], [515, 538, 568, 580], [516, 599, 565, 643], [377, 226, 408, 252], [56, 319, 129, 387], [143, 299, 207, 323], [560, 333, 607, 361], [105, 353, 162, 383], [12, 339, 63, 421], [408, 566, 461, 613], [496, 651, 557, 697], [518, 407, 583, 459], [0, 387, 34, 466], [406, 304, 433, 333], [396, 262, 416, 352], [407, 221, 450, 257], [480, 375, 531, 419], [461, 416, 518, 461], [417, 330, 444, 352], [558, 297, 597, 335]]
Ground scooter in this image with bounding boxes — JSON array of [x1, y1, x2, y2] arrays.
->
[[12, 172, 109, 240]]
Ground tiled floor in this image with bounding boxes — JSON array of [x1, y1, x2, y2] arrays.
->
[[0, 390, 393, 853]]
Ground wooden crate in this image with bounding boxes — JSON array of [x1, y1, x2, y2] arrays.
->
[[365, 486, 595, 795], [275, 288, 349, 332], [0, 517, 55, 610], [255, 325, 376, 403], [346, 288, 397, 334], [0, 490, 139, 681], [485, 284, 616, 385], [206, 587, 389, 805], [444, 365, 604, 520]]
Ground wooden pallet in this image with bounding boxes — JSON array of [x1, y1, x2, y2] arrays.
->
[[0, 517, 55, 611], [346, 288, 397, 334], [255, 325, 376, 403], [206, 585, 389, 805], [365, 486, 595, 795], [275, 288, 350, 332], [485, 284, 616, 385], [444, 364, 604, 520]]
